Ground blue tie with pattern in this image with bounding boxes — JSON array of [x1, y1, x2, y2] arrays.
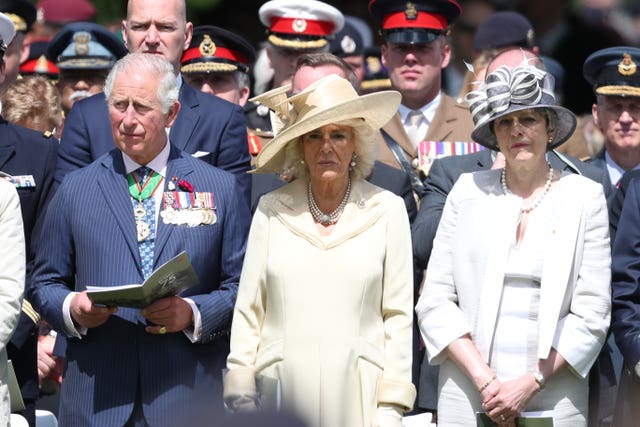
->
[[132, 166, 156, 279]]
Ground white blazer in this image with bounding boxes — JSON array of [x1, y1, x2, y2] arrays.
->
[[416, 169, 611, 378]]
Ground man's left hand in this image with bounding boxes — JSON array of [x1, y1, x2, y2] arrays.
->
[[141, 296, 193, 334]]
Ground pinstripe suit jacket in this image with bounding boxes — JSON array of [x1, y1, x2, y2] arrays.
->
[[29, 145, 250, 426]]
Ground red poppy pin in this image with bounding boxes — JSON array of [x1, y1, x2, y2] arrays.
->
[[177, 179, 194, 193]]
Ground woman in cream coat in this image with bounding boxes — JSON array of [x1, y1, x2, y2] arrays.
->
[[416, 62, 611, 426], [224, 75, 416, 427], [0, 178, 25, 424]]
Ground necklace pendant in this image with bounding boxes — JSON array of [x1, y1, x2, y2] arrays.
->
[[319, 213, 332, 225], [136, 220, 151, 242], [134, 203, 146, 220]]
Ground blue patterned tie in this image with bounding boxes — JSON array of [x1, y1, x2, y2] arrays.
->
[[132, 166, 156, 279]]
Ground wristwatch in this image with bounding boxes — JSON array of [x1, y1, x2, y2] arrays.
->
[[531, 370, 545, 390]]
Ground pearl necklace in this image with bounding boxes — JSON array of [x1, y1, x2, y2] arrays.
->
[[307, 179, 351, 225], [501, 163, 553, 214]]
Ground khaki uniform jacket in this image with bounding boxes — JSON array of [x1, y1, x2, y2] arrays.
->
[[376, 94, 475, 172]]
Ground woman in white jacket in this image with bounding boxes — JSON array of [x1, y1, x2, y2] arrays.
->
[[416, 58, 611, 426]]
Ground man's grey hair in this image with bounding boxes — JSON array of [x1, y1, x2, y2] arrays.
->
[[104, 53, 179, 114], [235, 70, 250, 91]]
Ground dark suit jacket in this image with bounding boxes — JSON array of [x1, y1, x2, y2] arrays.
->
[[30, 145, 250, 427], [56, 82, 251, 205], [611, 178, 640, 426], [608, 169, 640, 243], [0, 118, 58, 408]]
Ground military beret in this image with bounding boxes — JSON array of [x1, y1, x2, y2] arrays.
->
[[20, 39, 58, 78], [583, 46, 640, 97], [181, 26, 256, 74], [259, 0, 344, 52], [46, 22, 126, 70], [369, 0, 461, 44], [474, 11, 534, 52], [0, 0, 35, 33], [330, 20, 364, 58], [35, 0, 96, 26]]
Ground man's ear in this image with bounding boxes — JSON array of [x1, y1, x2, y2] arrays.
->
[[165, 101, 181, 128]]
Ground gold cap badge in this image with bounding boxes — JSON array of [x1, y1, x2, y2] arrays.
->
[[199, 34, 216, 57], [618, 53, 637, 77], [405, 2, 418, 20]]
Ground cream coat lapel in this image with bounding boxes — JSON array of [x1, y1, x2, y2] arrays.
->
[[267, 179, 387, 250]]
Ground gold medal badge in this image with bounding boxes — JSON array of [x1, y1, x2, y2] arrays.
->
[[618, 53, 637, 77]]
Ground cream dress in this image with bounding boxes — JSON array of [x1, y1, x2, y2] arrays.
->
[[224, 179, 416, 427]]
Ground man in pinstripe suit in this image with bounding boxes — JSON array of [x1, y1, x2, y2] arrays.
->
[[29, 53, 250, 426]]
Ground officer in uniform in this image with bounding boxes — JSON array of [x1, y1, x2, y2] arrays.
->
[[360, 46, 392, 95], [369, 0, 476, 198], [584, 47, 640, 190], [45, 22, 126, 115], [329, 19, 365, 90], [181, 25, 264, 158], [246, 0, 344, 133], [0, 12, 58, 427], [0, 0, 36, 93]]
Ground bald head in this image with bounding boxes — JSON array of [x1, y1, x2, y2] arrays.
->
[[485, 48, 543, 77]]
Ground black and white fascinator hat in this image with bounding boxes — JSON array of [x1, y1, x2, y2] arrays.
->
[[466, 63, 577, 150]]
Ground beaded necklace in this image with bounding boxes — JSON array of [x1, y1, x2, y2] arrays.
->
[[307, 179, 351, 225], [501, 163, 553, 214]]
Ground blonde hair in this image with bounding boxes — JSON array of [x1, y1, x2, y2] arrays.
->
[[2, 76, 62, 133], [282, 118, 378, 181]]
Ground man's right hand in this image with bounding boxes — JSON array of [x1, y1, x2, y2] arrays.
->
[[70, 291, 117, 329]]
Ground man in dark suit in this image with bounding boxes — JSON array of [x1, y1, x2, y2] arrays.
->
[[30, 53, 250, 426], [610, 176, 640, 427], [0, 5, 57, 425], [56, 0, 251, 205]]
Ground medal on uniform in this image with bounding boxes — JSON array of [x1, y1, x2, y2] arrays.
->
[[127, 170, 164, 242], [161, 190, 216, 226]]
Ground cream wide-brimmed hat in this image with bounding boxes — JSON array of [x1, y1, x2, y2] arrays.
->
[[253, 75, 401, 173]]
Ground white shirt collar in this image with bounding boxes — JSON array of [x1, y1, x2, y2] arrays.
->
[[398, 91, 442, 125], [604, 150, 640, 186], [122, 140, 171, 178]]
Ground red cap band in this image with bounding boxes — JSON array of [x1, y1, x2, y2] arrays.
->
[[382, 11, 448, 30], [181, 46, 248, 66], [19, 58, 59, 74], [270, 17, 335, 36]]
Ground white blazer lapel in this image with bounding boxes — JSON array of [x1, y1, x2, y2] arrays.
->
[[475, 195, 521, 359], [537, 183, 582, 359]]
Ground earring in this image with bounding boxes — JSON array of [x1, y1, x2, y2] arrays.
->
[[300, 159, 305, 165], [547, 136, 553, 144], [349, 154, 357, 171]]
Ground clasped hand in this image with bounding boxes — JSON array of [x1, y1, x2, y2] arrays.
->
[[481, 374, 540, 427]]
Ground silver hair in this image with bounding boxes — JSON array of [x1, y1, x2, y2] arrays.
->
[[104, 53, 178, 114], [282, 118, 378, 180], [235, 70, 251, 90]]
